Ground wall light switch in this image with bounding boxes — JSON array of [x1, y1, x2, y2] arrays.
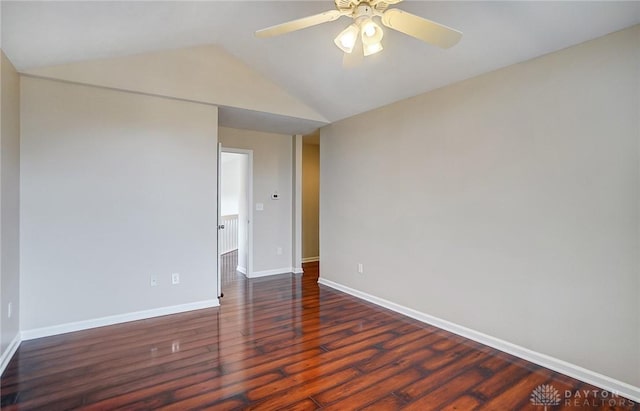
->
[[151, 275, 158, 287], [256, 203, 264, 211], [172, 273, 180, 285]]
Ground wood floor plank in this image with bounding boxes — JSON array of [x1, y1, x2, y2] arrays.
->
[[149, 371, 283, 411], [403, 368, 486, 410], [1, 255, 635, 410], [397, 347, 493, 402], [246, 367, 361, 410], [275, 398, 320, 411], [318, 366, 424, 411], [471, 361, 534, 401], [359, 393, 408, 411], [84, 361, 222, 403], [440, 394, 482, 411], [357, 335, 437, 373], [476, 370, 553, 410], [283, 340, 380, 375], [314, 359, 429, 406], [248, 350, 376, 401]]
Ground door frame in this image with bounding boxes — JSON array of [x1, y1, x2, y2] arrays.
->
[[220, 147, 254, 279]]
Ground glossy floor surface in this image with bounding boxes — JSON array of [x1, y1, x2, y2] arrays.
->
[[1, 254, 636, 410]]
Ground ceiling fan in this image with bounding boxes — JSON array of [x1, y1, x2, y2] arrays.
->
[[255, 0, 462, 57]]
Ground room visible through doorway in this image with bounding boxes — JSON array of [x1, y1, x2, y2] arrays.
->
[[219, 150, 252, 292]]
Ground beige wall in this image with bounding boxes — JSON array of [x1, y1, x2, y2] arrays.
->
[[320, 26, 640, 388], [219, 127, 293, 276], [23, 45, 326, 124], [302, 143, 319, 260], [221, 153, 244, 216], [20, 77, 219, 332], [0, 50, 21, 361]]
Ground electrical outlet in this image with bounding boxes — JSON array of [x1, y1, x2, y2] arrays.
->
[[172, 272, 180, 285], [277, 247, 283, 255], [358, 263, 364, 274], [150, 275, 158, 287], [7, 302, 12, 318]]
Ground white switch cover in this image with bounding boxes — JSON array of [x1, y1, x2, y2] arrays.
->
[[358, 263, 364, 274], [172, 273, 180, 285], [256, 203, 264, 211]]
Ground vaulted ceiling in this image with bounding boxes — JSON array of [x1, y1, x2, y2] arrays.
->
[[2, 1, 639, 133]]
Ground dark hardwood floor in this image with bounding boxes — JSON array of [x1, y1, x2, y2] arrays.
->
[[1, 252, 636, 410]]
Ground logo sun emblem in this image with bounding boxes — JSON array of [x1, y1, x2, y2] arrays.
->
[[530, 384, 561, 411]]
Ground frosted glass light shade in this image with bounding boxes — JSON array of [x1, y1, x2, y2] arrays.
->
[[334, 24, 359, 54], [363, 41, 383, 56]]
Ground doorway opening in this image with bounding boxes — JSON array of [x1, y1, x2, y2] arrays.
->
[[302, 131, 320, 271], [219, 149, 253, 296]]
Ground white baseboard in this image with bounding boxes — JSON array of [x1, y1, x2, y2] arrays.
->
[[237, 265, 247, 275], [317, 277, 640, 403], [21, 299, 219, 341], [250, 267, 298, 278], [292, 267, 304, 274], [302, 256, 319, 263], [0, 332, 21, 376]]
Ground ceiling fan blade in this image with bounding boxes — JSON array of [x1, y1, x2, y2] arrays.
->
[[256, 10, 342, 38], [381, 8, 462, 49]]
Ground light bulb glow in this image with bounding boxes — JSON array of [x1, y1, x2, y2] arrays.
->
[[363, 23, 376, 37], [360, 19, 383, 46], [334, 24, 359, 54], [340, 32, 356, 48]]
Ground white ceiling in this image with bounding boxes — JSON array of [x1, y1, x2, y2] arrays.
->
[[2, 1, 639, 128]]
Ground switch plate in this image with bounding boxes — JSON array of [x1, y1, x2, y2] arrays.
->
[[172, 272, 180, 285], [256, 203, 264, 211], [277, 246, 283, 255], [358, 263, 364, 274], [7, 302, 12, 318], [150, 275, 158, 287]]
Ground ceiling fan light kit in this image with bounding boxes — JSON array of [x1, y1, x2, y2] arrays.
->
[[256, 0, 463, 60]]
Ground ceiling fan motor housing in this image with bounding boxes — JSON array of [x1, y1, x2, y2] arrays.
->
[[336, 0, 395, 14], [353, 4, 374, 20]]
